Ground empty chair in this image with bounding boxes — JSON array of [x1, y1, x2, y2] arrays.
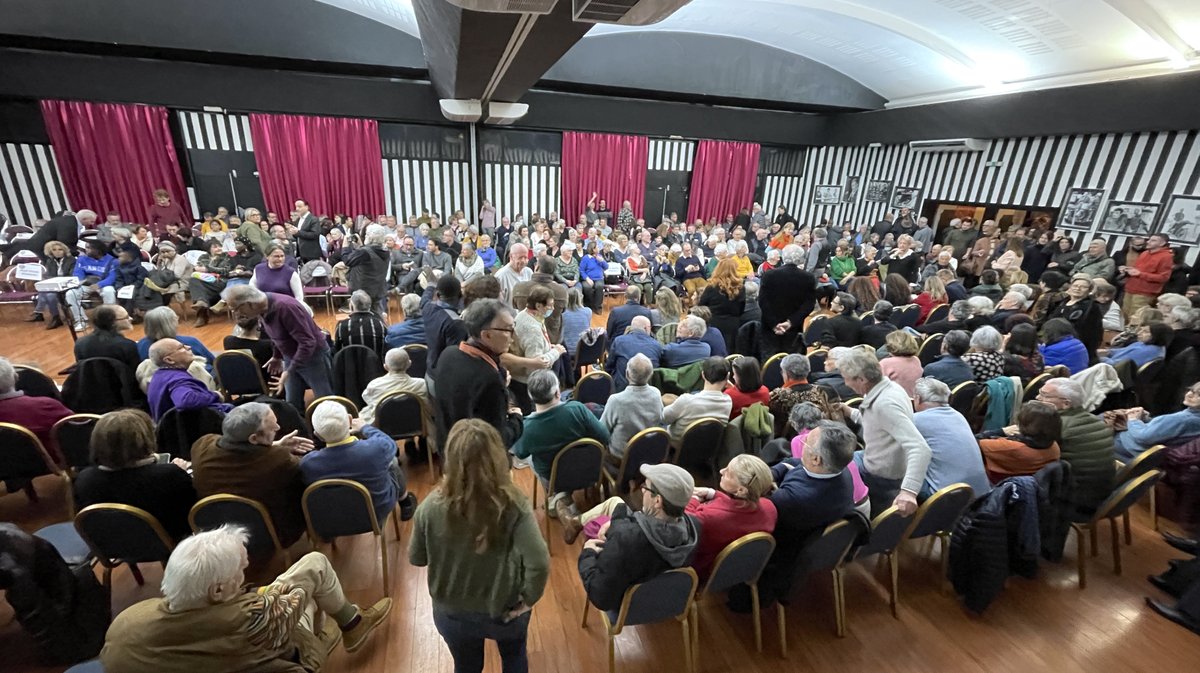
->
[[917, 334, 944, 367], [189, 494, 289, 570], [532, 438, 605, 553], [1072, 470, 1164, 589], [402, 344, 428, 380], [155, 407, 225, 460], [14, 364, 61, 399], [213, 351, 269, 400], [61, 357, 143, 414], [1134, 358, 1166, 409], [760, 352, 786, 391], [332, 345, 385, 409], [807, 349, 828, 375], [51, 413, 102, 472], [778, 517, 863, 653], [604, 427, 670, 496], [574, 370, 615, 406], [656, 322, 678, 345], [581, 567, 699, 673], [375, 392, 437, 482], [574, 332, 608, 379], [692, 532, 775, 654], [890, 304, 921, 329], [853, 506, 914, 618], [903, 483, 975, 584], [675, 418, 727, 485], [1113, 444, 1167, 535], [303, 479, 400, 597], [305, 395, 358, 424], [74, 503, 174, 588], [0, 422, 74, 515]]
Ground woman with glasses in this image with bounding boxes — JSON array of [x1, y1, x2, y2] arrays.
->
[[409, 419, 549, 673], [1109, 382, 1200, 461]]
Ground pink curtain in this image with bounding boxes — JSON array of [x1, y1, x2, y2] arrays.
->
[[561, 131, 649, 222], [249, 113, 385, 219], [40, 100, 188, 225], [686, 139, 761, 224]]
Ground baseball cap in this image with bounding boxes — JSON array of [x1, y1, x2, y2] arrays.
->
[[639, 464, 694, 509]]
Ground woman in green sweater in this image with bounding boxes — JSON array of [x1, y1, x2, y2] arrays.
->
[[409, 419, 550, 673], [830, 239, 857, 286]]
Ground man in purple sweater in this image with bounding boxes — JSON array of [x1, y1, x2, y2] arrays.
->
[[224, 285, 334, 411], [146, 339, 232, 421]]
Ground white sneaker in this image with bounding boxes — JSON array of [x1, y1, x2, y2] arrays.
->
[[73, 321, 87, 333]]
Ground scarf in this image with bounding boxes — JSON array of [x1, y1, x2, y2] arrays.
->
[[458, 340, 500, 372]]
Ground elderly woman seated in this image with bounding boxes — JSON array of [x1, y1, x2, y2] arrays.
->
[[136, 306, 216, 366], [100, 526, 392, 672], [1107, 382, 1200, 462], [962, 325, 1006, 383], [977, 400, 1062, 483], [1099, 322, 1172, 368]]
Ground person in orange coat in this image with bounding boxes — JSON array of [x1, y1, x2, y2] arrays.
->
[[1120, 232, 1174, 315]]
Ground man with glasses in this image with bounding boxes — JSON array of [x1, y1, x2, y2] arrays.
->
[[146, 338, 232, 421], [73, 304, 140, 371], [222, 284, 332, 412], [1036, 377, 1114, 517]]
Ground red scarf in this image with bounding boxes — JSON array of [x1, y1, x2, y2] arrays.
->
[[458, 340, 500, 371]]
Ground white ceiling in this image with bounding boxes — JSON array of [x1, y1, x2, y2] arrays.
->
[[316, 0, 1200, 107]]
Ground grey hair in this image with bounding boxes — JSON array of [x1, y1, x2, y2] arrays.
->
[[527, 369, 560, 405], [812, 227, 827, 241], [1157, 293, 1190, 313], [810, 420, 855, 471], [788, 401, 824, 433], [148, 338, 179, 367], [949, 300, 972, 321], [349, 289, 373, 312], [625, 285, 642, 302], [970, 325, 1003, 352], [744, 281, 759, 300], [222, 283, 267, 306], [161, 525, 250, 612], [364, 224, 389, 246], [837, 349, 882, 385], [110, 226, 132, 240], [766, 248, 781, 261], [263, 241, 289, 256], [221, 402, 271, 443], [311, 400, 351, 443], [967, 295, 995, 316], [626, 353, 654, 387], [461, 299, 510, 338], [0, 357, 15, 393], [781, 244, 805, 266], [1171, 306, 1200, 330], [1001, 291, 1026, 309], [1008, 283, 1033, 302], [780, 353, 810, 381], [384, 347, 411, 373], [872, 299, 894, 320], [243, 207, 260, 218], [1045, 377, 1083, 408], [914, 377, 951, 405], [401, 293, 422, 317], [142, 306, 179, 341], [713, 243, 729, 257], [680, 315, 707, 338]]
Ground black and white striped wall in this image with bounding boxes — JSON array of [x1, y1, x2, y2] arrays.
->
[[480, 163, 560, 222], [176, 110, 255, 152], [797, 130, 1200, 258], [757, 145, 807, 220], [0, 142, 69, 225], [649, 139, 695, 172], [384, 159, 476, 223]]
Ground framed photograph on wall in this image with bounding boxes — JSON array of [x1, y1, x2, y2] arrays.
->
[[1158, 194, 1200, 246], [864, 179, 892, 203], [842, 176, 861, 204], [1059, 187, 1105, 230], [1099, 200, 1160, 237], [813, 185, 843, 205], [890, 185, 922, 210]]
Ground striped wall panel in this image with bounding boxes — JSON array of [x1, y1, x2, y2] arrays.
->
[[177, 111, 254, 152], [383, 159, 475, 223], [0, 143, 68, 226], [648, 139, 695, 172], [796, 130, 1200, 259], [759, 175, 804, 222], [482, 163, 561, 222]]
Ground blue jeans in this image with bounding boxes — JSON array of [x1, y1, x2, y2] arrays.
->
[[283, 348, 334, 411], [432, 607, 531, 673]]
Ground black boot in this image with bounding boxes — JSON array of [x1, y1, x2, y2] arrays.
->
[[1163, 533, 1198, 555], [23, 312, 43, 322]]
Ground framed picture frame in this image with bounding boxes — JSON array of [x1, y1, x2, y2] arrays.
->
[[864, 179, 892, 203], [813, 185, 842, 205], [1158, 194, 1200, 246], [890, 185, 922, 210], [1059, 187, 1105, 230], [842, 176, 861, 204], [1098, 200, 1160, 237]]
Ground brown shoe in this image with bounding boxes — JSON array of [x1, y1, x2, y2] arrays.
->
[[343, 598, 392, 653], [193, 307, 210, 328], [318, 617, 342, 656], [555, 498, 582, 544]]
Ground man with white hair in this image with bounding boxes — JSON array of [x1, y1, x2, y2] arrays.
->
[[494, 242, 532, 307], [303, 400, 416, 524], [912, 378, 992, 499], [384, 293, 426, 349], [1036, 377, 1115, 517], [5, 208, 94, 260], [839, 350, 931, 516], [360, 347, 430, 427], [333, 290, 388, 358], [605, 315, 663, 389], [344, 224, 392, 313], [991, 291, 1027, 329], [146, 339, 232, 422], [759, 243, 817, 355], [0, 356, 72, 462], [600, 353, 664, 460], [661, 315, 712, 368], [100, 526, 392, 672]]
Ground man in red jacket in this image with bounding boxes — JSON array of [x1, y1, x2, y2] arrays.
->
[[1120, 232, 1174, 315]]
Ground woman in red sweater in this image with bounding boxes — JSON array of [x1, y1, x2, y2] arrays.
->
[[724, 356, 770, 418], [685, 454, 778, 579]]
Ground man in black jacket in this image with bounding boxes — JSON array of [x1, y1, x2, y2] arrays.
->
[[293, 199, 322, 262], [759, 244, 817, 355], [576, 463, 700, 611], [5, 209, 95, 263], [344, 225, 392, 315]]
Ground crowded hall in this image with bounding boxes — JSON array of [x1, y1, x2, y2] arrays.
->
[[6, 2, 1200, 672]]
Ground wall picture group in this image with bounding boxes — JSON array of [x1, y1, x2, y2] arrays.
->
[[1059, 187, 1200, 246], [813, 184, 842, 204], [890, 185, 922, 211], [864, 179, 892, 203]]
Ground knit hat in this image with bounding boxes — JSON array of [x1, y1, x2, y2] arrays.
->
[[639, 464, 695, 509], [157, 241, 177, 252]]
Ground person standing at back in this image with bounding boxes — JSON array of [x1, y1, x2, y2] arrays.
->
[[293, 199, 323, 262]]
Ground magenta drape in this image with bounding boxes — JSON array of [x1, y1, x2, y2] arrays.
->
[[561, 131, 649, 222], [686, 140, 761, 224], [40, 100, 188, 225], [249, 113, 385, 219]]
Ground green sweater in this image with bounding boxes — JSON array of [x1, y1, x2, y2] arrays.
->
[[408, 491, 549, 617], [830, 255, 856, 282], [511, 401, 610, 479]]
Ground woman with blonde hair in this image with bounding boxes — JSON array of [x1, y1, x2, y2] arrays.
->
[[879, 330, 924, 398], [409, 419, 549, 673], [697, 257, 747, 352], [27, 240, 76, 328], [652, 286, 683, 327], [684, 454, 778, 578], [913, 275, 948, 324]]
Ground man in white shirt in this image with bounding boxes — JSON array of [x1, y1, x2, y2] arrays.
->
[[359, 348, 431, 428], [494, 243, 532, 307], [662, 356, 733, 447]]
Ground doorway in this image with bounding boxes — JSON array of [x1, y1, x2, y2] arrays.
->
[[645, 170, 690, 224]]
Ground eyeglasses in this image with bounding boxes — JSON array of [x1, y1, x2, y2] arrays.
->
[[485, 326, 515, 335]]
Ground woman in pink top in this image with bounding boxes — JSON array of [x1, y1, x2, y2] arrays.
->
[[879, 330, 923, 398], [685, 455, 778, 579], [788, 402, 869, 513]]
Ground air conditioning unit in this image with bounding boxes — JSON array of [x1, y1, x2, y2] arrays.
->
[[908, 138, 991, 153], [439, 99, 483, 123], [572, 0, 693, 25], [485, 102, 530, 125], [445, 0, 557, 13]]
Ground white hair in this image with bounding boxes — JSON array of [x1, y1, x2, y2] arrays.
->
[[365, 224, 389, 246], [970, 325, 1003, 352], [0, 357, 15, 393], [626, 353, 654, 386], [401, 293, 422, 317], [385, 347, 411, 373], [311, 400, 351, 443], [713, 243, 729, 257], [349, 289, 373, 312], [161, 525, 249, 612], [680, 315, 706, 338], [1045, 377, 1083, 408], [967, 295, 995, 316], [781, 244, 804, 266], [914, 377, 950, 405]]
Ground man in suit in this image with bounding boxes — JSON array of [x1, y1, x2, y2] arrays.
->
[[759, 244, 817, 355], [293, 199, 322, 262], [605, 286, 652, 339], [5, 209, 95, 263]]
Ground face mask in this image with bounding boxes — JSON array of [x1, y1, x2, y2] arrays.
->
[[543, 307, 554, 318]]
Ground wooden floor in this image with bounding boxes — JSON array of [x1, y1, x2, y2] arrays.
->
[[3, 299, 1200, 672]]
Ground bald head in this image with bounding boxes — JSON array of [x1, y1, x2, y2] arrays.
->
[[630, 316, 652, 334], [149, 338, 190, 369]]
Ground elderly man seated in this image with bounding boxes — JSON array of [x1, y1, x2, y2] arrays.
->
[[100, 526, 391, 672], [662, 356, 734, 447], [190, 402, 314, 548], [661, 315, 712, 368], [511, 369, 610, 520], [0, 357, 73, 463], [605, 315, 663, 390], [1111, 382, 1200, 462], [1036, 377, 1114, 518], [920, 329, 974, 388], [600, 354, 664, 463], [303, 400, 416, 523], [359, 347, 431, 428], [912, 378, 992, 499], [146, 339, 233, 422], [384, 293, 426, 349]]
